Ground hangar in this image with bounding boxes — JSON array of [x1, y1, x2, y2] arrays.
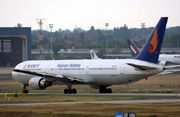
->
[[0, 26, 31, 66]]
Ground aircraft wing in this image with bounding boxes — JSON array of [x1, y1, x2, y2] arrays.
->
[[13, 69, 85, 83], [127, 63, 157, 70]]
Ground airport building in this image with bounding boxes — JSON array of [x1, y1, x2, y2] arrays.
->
[[0, 26, 31, 66]]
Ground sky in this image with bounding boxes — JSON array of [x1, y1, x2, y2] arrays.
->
[[1, 0, 180, 31]]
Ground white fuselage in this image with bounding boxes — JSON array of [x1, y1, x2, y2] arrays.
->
[[12, 59, 163, 86], [159, 54, 180, 64]]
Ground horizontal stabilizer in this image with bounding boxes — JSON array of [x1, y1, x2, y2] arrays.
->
[[127, 63, 157, 70]]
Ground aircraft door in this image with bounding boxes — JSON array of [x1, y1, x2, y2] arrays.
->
[[120, 64, 125, 74], [45, 64, 51, 73], [85, 66, 89, 74]]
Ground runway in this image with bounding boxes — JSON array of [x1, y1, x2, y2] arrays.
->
[[0, 93, 180, 106], [1, 93, 180, 97], [1, 99, 180, 106], [17, 93, 180, 99]]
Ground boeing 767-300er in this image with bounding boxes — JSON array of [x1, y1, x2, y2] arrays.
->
[[12, 17, 168, 94]]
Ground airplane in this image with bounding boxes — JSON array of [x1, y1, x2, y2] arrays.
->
[[12, 17, 169, 94], [90, 49, 101, 59], [127, 39, 180, 65]]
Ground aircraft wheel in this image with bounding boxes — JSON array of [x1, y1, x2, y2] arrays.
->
[[68, 89, 72, 94], [99, 88, 112, 93], [99, 89, 104, 93], [107, 88, 112, 93], [104, 89, 108, 93], [64, 88, 77, 94], [22, 90, 28, 94], [72, 89, 77, 94], [64, 89, 68, 94]]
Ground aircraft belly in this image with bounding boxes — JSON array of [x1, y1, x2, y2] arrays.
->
[[12, 71, 35, 85], [89, 74, 153, 85]]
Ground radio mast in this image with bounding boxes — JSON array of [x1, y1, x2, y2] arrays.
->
[[36, 19, 46, 60]]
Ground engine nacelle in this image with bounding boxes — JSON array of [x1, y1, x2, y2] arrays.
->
[[29, 77, 52, 90]]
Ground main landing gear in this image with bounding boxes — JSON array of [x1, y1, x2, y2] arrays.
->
[[99, 86, 112, 93], [22, 84, 28, 94], [64, 83, 77, 94], [64, 88, 77, 94]]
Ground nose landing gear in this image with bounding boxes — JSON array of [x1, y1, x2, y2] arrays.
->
[[22, 84, 28, 94]]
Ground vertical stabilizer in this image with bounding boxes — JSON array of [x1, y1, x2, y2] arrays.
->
[[127, 39, 140, 57], [90, 49, 100, 59], [136, 17, 168, 63]]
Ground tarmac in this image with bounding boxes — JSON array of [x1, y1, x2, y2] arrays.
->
[[0, 93, 180, 106], [0, 67, 13, 74]]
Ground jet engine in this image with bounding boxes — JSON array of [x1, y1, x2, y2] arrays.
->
[[29, 77, 52, 90]]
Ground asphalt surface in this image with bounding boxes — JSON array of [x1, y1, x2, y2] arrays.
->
[[0, 93, 180, 106], [18, 93, 180, 99], [1, 99, 180, 106]]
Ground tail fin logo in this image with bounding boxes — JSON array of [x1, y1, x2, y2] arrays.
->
[[130, 42, 139, 54], [148, 28, 158, 54]]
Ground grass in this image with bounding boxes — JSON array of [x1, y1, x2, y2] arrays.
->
[[0, 103, 180, 116]]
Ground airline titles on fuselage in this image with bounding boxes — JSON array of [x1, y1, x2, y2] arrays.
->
[[26, 64, 40, 68], [57, 63, 81, 68], [24, 63, 118, 72], [55, 63, 83, 71]]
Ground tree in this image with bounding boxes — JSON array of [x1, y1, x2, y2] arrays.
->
[[53, 43, 64, 57], [80, 32, 85, 44], [97, 30, 105, 43], [90, 26, 95, 32], [97, 48, 106, 59], [162, 34, 180, 48]]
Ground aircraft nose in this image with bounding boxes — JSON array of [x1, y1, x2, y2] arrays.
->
[[12, 62, 24, 81], [12, 71, 17, 79]]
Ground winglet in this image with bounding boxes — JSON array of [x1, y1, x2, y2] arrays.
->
[[136, 17, 168, 63], [127, 39, 140, 57]]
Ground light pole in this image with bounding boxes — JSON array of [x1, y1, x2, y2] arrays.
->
[[49, 24, 53, 60], [105, 23, 109, 59], [141, 23, 145, 46]]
